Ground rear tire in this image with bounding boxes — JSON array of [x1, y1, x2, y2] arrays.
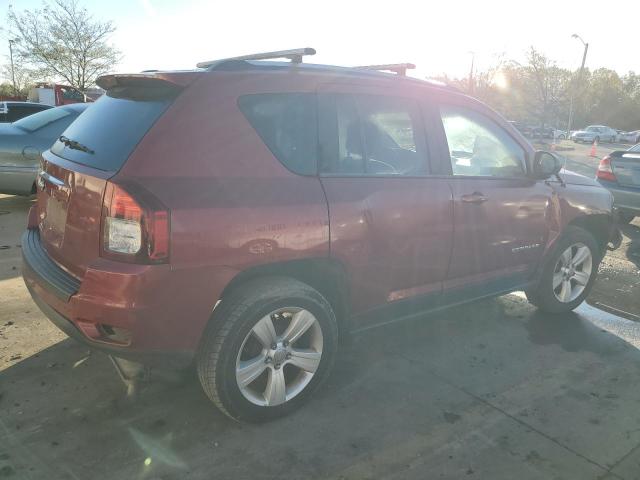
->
[[526, 226, 601, 314], [197, 277, 338, 422]]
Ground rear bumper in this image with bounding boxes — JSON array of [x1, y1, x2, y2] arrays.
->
[[22, 228, 236, 367], [597, 179, 640, 214]]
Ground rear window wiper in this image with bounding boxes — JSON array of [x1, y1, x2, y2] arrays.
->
[[59, 135, 94, 155]]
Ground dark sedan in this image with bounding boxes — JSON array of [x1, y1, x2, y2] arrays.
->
[[596, 142, 640, 223], [0, 103, 89, 195]]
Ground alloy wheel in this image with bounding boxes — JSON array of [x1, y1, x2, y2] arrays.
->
[[235, 307, 323, 407], [552, 242, 593, 303]]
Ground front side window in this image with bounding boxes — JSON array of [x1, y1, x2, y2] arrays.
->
[[320, 94, 427, 176], [440, 106, 526, 177], [238, 93, 317, 175]]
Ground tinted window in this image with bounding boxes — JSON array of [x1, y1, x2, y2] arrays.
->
[[319, 94, 427, 176], [50, 92, 173, 171], [440, 106, 526, 177], [14, 107, 73, 132], [238, 94, 317, 175]]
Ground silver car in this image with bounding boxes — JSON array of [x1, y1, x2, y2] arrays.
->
[[596, 142, 640, 223], [0, 103, 89, 195], [571, 125, 618, 143], [619, 130, 640, 144]]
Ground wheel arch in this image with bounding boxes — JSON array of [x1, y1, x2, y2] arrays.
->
[[567, 213, 611, 256], [215, 257, 351, 338]]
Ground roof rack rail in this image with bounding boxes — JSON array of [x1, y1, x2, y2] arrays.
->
[[356, 63, 416, 76], [197, 48, 316, 69]]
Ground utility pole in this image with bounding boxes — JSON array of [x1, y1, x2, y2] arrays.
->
[[566, 34, 589, 137], [8, 39, 17, 97]]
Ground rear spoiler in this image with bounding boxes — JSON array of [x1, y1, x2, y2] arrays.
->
[[96, 72, 202, 91]]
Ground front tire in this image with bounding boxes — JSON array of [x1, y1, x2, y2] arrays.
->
[[526, 227, 601, 314], [197, 277, 338, 422]]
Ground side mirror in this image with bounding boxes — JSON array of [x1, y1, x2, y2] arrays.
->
[[533, 150, 563, 179]]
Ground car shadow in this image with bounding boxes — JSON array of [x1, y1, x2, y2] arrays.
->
[[3, 295, 640, 479]]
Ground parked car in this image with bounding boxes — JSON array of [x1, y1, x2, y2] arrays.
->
[[553, 129, 568, 140], [22, 48, 619, 422], [509, 121, 533, 138], [596, 142, 640, 223], [571, 125, 618, 143], [618, 130, 640, 144], [0, 101, 52, 123], [0, 103, 89, 195], [532, 126, 554, 139]]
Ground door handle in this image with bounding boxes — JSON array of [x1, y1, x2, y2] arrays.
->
[[461, 192, 488, 204]]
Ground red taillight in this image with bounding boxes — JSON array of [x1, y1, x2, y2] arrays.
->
[[596, 156, 617, 182], [101, 182, 170, 264]]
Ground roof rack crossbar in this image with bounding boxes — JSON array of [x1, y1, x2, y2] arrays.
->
[[355, 63, 416, 76], [197, 48, 316, 69]]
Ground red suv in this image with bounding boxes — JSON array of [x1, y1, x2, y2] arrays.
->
[[22, 49, 619, 422]]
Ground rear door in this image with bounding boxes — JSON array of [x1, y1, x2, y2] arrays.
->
[[431, 100, 550, 293], [318, 85, 453, 316]]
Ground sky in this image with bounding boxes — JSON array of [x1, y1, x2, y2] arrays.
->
[[0, 0, 638, 82]]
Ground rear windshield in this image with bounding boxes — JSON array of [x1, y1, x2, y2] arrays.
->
[[50, 89, 174, 172], [14, 107, 72, 132]]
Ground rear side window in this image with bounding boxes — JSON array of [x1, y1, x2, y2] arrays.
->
[[50, 91, 174, 172], [238, 94, 317, 175]]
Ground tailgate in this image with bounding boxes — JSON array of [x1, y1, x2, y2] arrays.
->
[[35, 72, 192, 278], [37, 152, 111, 279], [611, 151, 640, 188]]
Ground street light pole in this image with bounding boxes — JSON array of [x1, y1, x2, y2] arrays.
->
[[566, 34, 589, 137], [8, 39, 17, 97], [468, 51, 475, 95]]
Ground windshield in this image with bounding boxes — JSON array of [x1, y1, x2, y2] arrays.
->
[[13, 106, 72, 132], [586, 126, 599, 132]]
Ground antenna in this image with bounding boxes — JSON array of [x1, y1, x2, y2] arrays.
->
[[197, 48, 316, 69], [355, 63, 416, 76]]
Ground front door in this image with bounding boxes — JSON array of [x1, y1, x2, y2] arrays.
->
[[433, 103, 551, 293], [318, 88, 454, 317]]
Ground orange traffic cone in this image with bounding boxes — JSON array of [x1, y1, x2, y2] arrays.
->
[[589, 139, 598, 157]]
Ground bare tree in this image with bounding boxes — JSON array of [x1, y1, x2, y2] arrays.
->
[[522, 48, 571, 128], [7, 0, 120, 92], [0, 62, 36, 96]]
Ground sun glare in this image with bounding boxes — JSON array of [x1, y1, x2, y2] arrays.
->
[[493, 71, 509, 90]]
